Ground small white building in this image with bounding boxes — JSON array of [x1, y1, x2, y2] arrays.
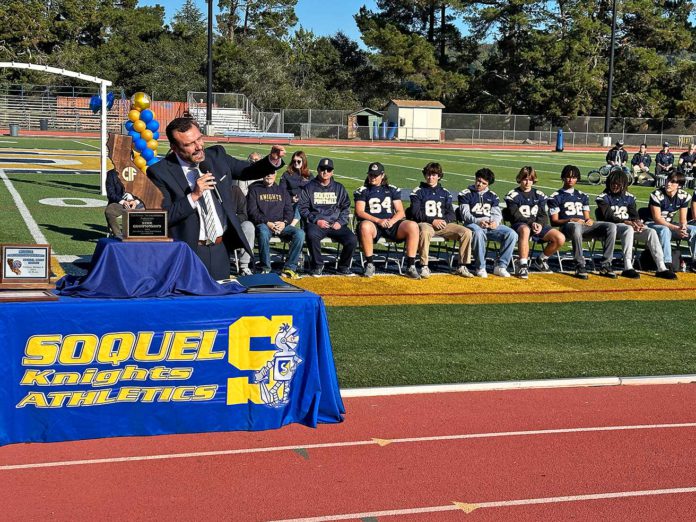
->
[[385, 99, 445, 141]]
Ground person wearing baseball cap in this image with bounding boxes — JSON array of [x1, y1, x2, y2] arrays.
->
[[655, 141, 675, 186], [606, 139, 628, 168], [353, 162, 421, 279], [297, 158, 357, 276]]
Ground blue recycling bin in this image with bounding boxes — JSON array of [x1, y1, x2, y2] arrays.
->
[[555, 128, 564, 152]]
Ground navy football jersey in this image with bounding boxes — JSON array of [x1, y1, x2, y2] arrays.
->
[[457, 186, 500, 219], [547, 188, 590, 220], [595, 192, 639, 222], [504, 188, 548, 225], [648, 188, 692, 222], [410, 183, 456, 223], [354, 184, 401, 220]]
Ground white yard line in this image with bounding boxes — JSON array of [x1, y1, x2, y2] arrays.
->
[[2, 422, 694, 472], [0, 168, 49, 245]]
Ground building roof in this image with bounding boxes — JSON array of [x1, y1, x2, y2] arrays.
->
[[348, 108, 383, 117], [387, 99, 445, 109]]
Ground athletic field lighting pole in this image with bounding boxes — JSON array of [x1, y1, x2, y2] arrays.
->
[[206, 0, 213, 134], [603, 0, 618, 147]]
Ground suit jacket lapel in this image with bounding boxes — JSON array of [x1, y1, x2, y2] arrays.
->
[[163, 152, 191, 195]]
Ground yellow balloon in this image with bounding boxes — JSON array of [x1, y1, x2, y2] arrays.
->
[[132, 92, 151, 111], [134, 156, 147, 170], [128, 109, 141, 122], [141, 129, 153, 142], [133, 150, 141, 157], [133, 120, 146, 133], [147, 139, 158, 151]]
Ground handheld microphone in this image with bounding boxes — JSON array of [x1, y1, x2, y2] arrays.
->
[[199, 161, 223, 202]]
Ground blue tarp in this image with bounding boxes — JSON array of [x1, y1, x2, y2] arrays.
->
[[0, 291, 344, 446]]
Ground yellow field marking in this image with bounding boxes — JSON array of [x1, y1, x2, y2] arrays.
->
[[292, 273, 696, 306], [50, 255, 65, 279]]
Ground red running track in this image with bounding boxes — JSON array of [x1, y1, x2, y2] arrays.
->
[[2, 384, 696, 521]]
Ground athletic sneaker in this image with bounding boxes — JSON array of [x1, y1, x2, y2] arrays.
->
[[336, 266, 355, 276], [621, 268, 640, 279], [532, 256, 551, 273], [475, 268, 488, 278], [420, 266, 431, 279], [454, 265, 473, 278], [405, 265, 421, 279], [655, 269, 677, 280], [240, 267, 253, 276], [281, 268, 300, 280], [363, 263, 376, 278], [309, 266, 323, 277], [493, 266, 511, 278], [598, 263, 618, 279], [516, 264, 529, 279], [575, 265, 589, 280]]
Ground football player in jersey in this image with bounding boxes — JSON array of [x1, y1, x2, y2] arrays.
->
[[548, 165, 618, 279], [505, 166, 565, 279], [457, 168, 517, 277], [354, 162, 421, 279], [596, 168, 676, 279], [646, 171, 696, 272], [606, 140, 628, 169], [410, 162, 473, 278]]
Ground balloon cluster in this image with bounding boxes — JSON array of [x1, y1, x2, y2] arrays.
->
[[124, 92, 160, 171], [89, 92, 114, 113]]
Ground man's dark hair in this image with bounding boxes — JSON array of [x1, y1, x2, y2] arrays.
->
[[422, 162, 443, 179], [474, 167, 495, 185], [605, 167, 628, 195], [667, 171, 686, 187], [561, 164, 581, 180], [165, 117, 201, 144]]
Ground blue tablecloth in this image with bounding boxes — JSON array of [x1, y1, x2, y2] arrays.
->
[[56, 238, 244, 298], [0, 291, 344, 446]]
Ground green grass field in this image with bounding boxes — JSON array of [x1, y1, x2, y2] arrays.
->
[[1, 136, 694, 387]]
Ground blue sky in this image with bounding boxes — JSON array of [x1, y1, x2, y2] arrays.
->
[[139, 0, 378, 42]]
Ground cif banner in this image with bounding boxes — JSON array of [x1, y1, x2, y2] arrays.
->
[[0, 292, 344, 446]]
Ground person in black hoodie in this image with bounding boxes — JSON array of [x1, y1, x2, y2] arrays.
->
[[279, 150, 313, 226], [247, 171, 305, 279]]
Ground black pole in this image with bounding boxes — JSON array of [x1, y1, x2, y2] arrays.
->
[[206, 0, 213, 130], [604, 0, 617, 136]]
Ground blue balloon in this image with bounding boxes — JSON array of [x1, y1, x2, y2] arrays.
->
[[146, 157, 159, 166], [106, 91, 115, 110], [89, 94, 101, 114], [140, 109, 154, 124], [134, 138, 148, 152], [152, 131, 160, 140], [125, 121, 134, 132], [129, 130, 141, 141], [141, 148, 155, 161], [146, 119, 159, 132]]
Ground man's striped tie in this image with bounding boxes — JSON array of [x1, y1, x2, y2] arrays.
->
[[192, 168, 219, 244]]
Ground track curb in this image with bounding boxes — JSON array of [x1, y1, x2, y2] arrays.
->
[[341, 374, 696, 398]]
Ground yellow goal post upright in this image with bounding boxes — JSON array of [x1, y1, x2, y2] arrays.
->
[[0, 62, 112, 195]]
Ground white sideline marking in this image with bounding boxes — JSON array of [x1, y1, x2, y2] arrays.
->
[[74, 140, 99, 150], [340, 374, 696, 398], [270, 486, 696, 521], [0, 168, 49, 244], [2, 422, 695, 472]]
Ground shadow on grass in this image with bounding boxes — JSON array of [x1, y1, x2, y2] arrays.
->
[[42, 223, 107, 242]]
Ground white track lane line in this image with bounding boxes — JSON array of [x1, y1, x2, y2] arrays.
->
[[0, 168, 49, 244], [269, 487, 696, 521], [73, 140, 99, 149], [2, 422, 695, 472]]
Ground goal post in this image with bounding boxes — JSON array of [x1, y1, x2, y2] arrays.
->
[[0, 62, 113, 195]]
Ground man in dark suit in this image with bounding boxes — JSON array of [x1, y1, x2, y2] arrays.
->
[[147, 117, 285, 280], [104, 168, 143, 237]]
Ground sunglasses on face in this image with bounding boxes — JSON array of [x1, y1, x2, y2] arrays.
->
[[293, 159, 303, 164], [319, 168, 334, 173]]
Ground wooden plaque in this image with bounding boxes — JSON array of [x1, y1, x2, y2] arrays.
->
[[0, 289, 58, 302], [0, 244, 52, 288], [123, 210, 172, 242], [107, 133, 164, 210]]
